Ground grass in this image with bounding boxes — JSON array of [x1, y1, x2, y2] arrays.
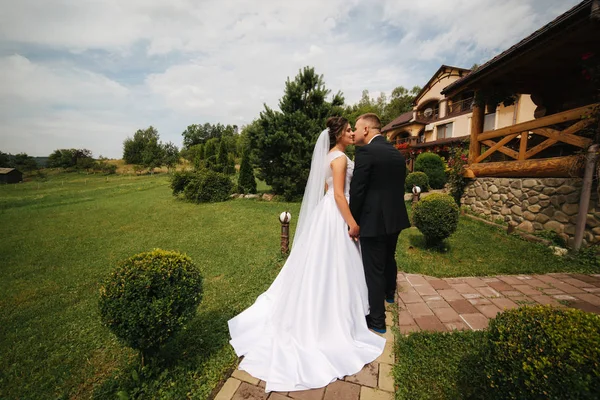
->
[[393, 330, 487, 400], [1, 175, 596, 398], [0, 171, 296, 399], [396, 203, 598, 277]]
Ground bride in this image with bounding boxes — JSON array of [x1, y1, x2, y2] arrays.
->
[[227, 116, 385, 393]]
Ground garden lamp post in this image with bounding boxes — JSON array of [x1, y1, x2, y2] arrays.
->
[[412, 185, 421, 204], [279, 211, 292, 254]]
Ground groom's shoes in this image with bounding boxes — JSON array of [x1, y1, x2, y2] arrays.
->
[[369, 326, 386, 334], [385, 297, 395, 304]]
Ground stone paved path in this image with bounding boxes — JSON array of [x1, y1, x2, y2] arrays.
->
[[213, 272, 600, 399]]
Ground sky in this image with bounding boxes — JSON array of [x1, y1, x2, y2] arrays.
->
[[0, 0, 581, 159]]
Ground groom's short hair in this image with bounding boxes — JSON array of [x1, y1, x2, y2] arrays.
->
[[357, 113, 381, 130]]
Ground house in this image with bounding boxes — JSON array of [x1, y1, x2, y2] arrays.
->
[[382, 65, 537, 169], [0, 168, 23, 184]]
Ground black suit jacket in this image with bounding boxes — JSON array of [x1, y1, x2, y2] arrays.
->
[[349, 135, 410, 237]]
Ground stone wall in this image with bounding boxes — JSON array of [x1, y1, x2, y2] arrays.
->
[[461, 177, 600, 247]]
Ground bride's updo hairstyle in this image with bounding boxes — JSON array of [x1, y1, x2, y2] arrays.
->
[[326, 116, 349, 150]]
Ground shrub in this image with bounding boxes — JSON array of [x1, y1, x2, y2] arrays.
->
[[414, 152, 447, 189], [183, 169, 233, 203], [238, 151, 257, 194], [98, 249, 203, 361], [412, 193, 459, 245], [484, 306, 600, 399], [405, 171, 430, 193], [170, 170, 195, 195]]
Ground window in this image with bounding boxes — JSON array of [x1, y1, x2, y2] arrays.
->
[[437, 122, 453, 139], [484, 113, 496, 131]]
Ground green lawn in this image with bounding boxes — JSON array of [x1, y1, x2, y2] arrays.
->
[[0, 174, 595, 399], [0, 172, 298, 399]]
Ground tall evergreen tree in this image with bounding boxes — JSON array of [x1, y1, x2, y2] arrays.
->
[[238, 150, 257, 194]]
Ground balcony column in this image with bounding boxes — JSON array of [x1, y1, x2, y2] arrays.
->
[[438, 99, 447, 119], [469, 99, 484, 164]]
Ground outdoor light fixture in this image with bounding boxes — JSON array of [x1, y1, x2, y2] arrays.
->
[[279, 211, 291, 254], [412, 185, 421, 203]]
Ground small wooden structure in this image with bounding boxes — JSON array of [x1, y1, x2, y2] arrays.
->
[[443, 0, 600, 177], [0, 168, 23, 184]]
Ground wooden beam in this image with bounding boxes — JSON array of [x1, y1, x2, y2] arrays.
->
[[532, 127, 593, 148], [525, 138, 558, 159], [469, 155, 583, 178], [519, 131, 528, 161], [477, 135, 519, 162], [469, 103, 484, 163], [477, 103, 598, 142], [560, 117, 596, 137]]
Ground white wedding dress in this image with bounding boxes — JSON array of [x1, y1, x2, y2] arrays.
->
[[228, 149, 386, 393]]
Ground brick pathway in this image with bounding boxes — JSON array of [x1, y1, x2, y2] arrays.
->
[[397, 272, 600, 333], [213, 272, 600, 399]]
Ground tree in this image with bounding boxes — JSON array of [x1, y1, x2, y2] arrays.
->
[[203, 138, 219, 171], [248, 66, 345, 199], [141, 136, 164, 172], [12, 153, 38, 171], [238, 150, 257, 194], [48, 148, 93, 169], [123, 126, 160, 165], [0, 151, 11, 168], [181, 123, 238, 149], [381, 86, 421, 126], [216, 139, 235, 174], [162, 142, 180, 172]]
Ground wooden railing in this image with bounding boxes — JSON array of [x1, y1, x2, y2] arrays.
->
[[447, 97, 474, 116], [466, 103, 598, 178]]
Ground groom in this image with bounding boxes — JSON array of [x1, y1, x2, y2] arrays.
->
[[349, 113, 410, 333]]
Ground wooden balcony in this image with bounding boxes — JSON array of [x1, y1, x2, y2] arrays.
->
[[447, 97, 474, 116], [465, 103, 598, 178]]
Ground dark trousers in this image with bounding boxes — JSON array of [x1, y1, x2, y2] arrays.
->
[[360, 232, 400, 329]]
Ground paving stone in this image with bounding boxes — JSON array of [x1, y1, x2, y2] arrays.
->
[[399, 292, 424, 304], [406, 274, 429, 286], [521, 278, 552, 289], [462, 293, 483, 299], [269, 393, 292, 400], [345, 362, 378, 387], [530, 295, 562, 306], [500, 290, 523, 297], [481, 277, 501, 283], [476, 286, 502, 298], [414, 284, 438, 296], [510, 296, 537, 305], [567, 300, 600, 314], [215, 378, 242, 400], [574, 293, 600, 307], [422, 295, 443, 302], [563, 278, 594, 288], [475, 304, 502, 318], [463, 277, 488, 287], [583, 287, 600, 293], [437, 289, 463, 301], [450, 283, 479, 294], [542, 288, 566, 295], [428, 279, 451, 290], [460, 313, 489, 330], [498, 275, 523, 285], [432, 307, 461, 323], [259, 381, 266, 389], [378, 363, 395, 392], [467, 298, 492, 305], [232, 369, 260, 385], [553, 294, 577, 301], [512, 284, 542, 296], [548, 273, 572, 279], [445, 321, 469, 331], [487, 281, 515, 292], [426, 300, 451, 309], [360, 387, 394, 400], [323, 380, 360, 400], [397, 273, 407, 282], [407, 302, 434, 317], [551, 282, 585, 294], [398, 281, 415, 292], [399, 324, 421, 334], [490, 297, 519, 310], [233, 382, 268, 400], [385, 312, 393, 327], [288, 387, 325, 400], [376, 343, 394, 365], [414, 315, 447, 332], [448, 299, 478, 314], [569, 274, 600, 285], [533, 274, 564, 285], [398, 311, 416, 326]]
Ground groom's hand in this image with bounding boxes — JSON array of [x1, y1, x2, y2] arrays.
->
[[348, 224, 360, 241]]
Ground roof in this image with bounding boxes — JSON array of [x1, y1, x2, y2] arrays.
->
[[411, 135, 470, 149], [0, 168, 18, 174], [414, 65, 471, 105], [442, 0, 593, 95], [381, 111, 414, 133]]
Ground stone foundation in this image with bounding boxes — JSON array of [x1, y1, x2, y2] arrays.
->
[[461, 177, 600, 247]]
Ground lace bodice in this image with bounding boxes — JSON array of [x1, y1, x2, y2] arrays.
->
[[325, 150, 353, 196]]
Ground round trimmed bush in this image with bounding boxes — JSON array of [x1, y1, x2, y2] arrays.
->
[[484, 305, 600, 399], [405, 171, 430, 193], [183, 169, 234, 203], [99, 249, 203, 358], [412, 193, 459, 245], [414, 152, 447, 189], [170, 170, 195, 195]]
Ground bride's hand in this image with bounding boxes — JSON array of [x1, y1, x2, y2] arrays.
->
[[348, 224, 360, 240]]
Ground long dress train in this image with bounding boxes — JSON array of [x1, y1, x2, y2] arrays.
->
[[228, 150, 385, 392]]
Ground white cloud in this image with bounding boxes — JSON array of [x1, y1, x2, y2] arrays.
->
[[0, 0, 582, 158]]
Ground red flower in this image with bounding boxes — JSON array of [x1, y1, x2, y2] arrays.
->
[[582, 69, 592, 80], [582, 52, 595, 60]]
